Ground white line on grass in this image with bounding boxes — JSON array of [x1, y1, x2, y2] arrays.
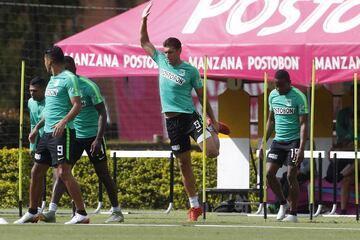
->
[[76, 223, 360, 231], [195, 225, 360, 231]]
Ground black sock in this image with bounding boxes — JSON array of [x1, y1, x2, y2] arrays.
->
[[290, 211, 297, 216], [28, 208, 38, 214], [76, 210, 87, 216], [94, 163, 119, 207]]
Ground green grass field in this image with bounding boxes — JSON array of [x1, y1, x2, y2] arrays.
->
[[1, 209, 360, 240]]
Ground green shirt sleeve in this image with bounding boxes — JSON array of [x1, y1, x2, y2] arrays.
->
[[296, 91, 308, 115], [66, 74, 80, 98], [28, 100, 35, 129], [191, 69, 203, 90], [89, 83, 104, 105], [152, 49, 165, 65], [27, 99, 38, 152], [268, 92, 273, 111]]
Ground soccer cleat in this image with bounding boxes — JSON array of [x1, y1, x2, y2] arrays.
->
[[37, 211, 56, 223], [105, 210, 125, 223], [0, 218, 8, 224], [188, 207, 203, 221], [207, 118, 230, 135], [282, 214, 298, 223], [64, 213, 90, 225], [13, 212, 38, 224], [276, 203, 288, 221]]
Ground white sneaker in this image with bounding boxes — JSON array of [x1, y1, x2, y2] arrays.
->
[[282, 214, 298, 223], [13, 212, 38, 224], [105, 210, 124, 223], [64, 213, 89, 225], [0, 218, 8, 224], [276, 204, 288, 220]]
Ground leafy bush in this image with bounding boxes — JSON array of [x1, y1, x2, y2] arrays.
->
[[0, 148, 221, 209]]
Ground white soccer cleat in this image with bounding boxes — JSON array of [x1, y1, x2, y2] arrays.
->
[[105, 210, 124, 223], [282, 214, 298, 223], [13, 212, 38, 224], [64, 213, 89, 225], [0, 218, 8, 224], [276, 204, 288, 220]]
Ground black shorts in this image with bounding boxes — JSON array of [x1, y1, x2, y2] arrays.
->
[[73, 137, 107, 164], [35, 128, 76, 166], [267, 139, 300, 167], [166, 112, 211, 155]]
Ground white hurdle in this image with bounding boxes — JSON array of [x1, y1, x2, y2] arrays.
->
[[255, 150, 325, 218], [39, 150, 175, 215], [108, 150, 174, 215], [323, 151, 359, 218]]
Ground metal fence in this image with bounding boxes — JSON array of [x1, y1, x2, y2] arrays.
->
[[0, 1, 155, 148]]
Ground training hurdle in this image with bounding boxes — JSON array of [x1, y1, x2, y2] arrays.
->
[[38, 151, 90, 215], [40, 150, 174, 215], [322, 151, 360, 220], [254, 150, 325, 219], [93, 150, 174, 215]]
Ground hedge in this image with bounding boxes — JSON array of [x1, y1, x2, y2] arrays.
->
[[0, 148, 235, 210]]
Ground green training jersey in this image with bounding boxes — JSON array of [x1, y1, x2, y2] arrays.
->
[[28, 98, 45, 151], [74, 76, 104, 138], [269, 86, 308, 142], [44, 70, 80, 133], [152, 50, 202, 114]]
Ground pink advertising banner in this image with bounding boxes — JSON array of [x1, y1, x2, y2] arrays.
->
[[57, 0, 360, 86]]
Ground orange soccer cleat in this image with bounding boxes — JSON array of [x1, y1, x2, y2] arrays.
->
[[188, 207, 203, 221], [207, 118, 231, 135]]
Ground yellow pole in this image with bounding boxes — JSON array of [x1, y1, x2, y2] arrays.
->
[[202, 56, 208, 220], [354, 72, 359, 221], [310, 60, 316, 220], [18, 60, 25, 216], [263, 72, 268, 219]]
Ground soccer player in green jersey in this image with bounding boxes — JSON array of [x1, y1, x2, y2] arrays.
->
[[140, 2, 229, 221], [15, 46, 89, 224], [38, 56, 124, 223], [329, 86, 360, 215], [259, 70, 308, 223], [28, 76, 46, 212], [28, 77, 46, 156]]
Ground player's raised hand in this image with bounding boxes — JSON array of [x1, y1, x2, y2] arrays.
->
[[142, 1, 152, 19]]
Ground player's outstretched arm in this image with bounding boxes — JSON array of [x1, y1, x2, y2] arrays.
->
[[140, 1, 155, 56]]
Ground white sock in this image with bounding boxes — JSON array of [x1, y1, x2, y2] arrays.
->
[[189, 196, 199, 208], [112, 206, 121, 212], [49, 203, 58, 212]]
